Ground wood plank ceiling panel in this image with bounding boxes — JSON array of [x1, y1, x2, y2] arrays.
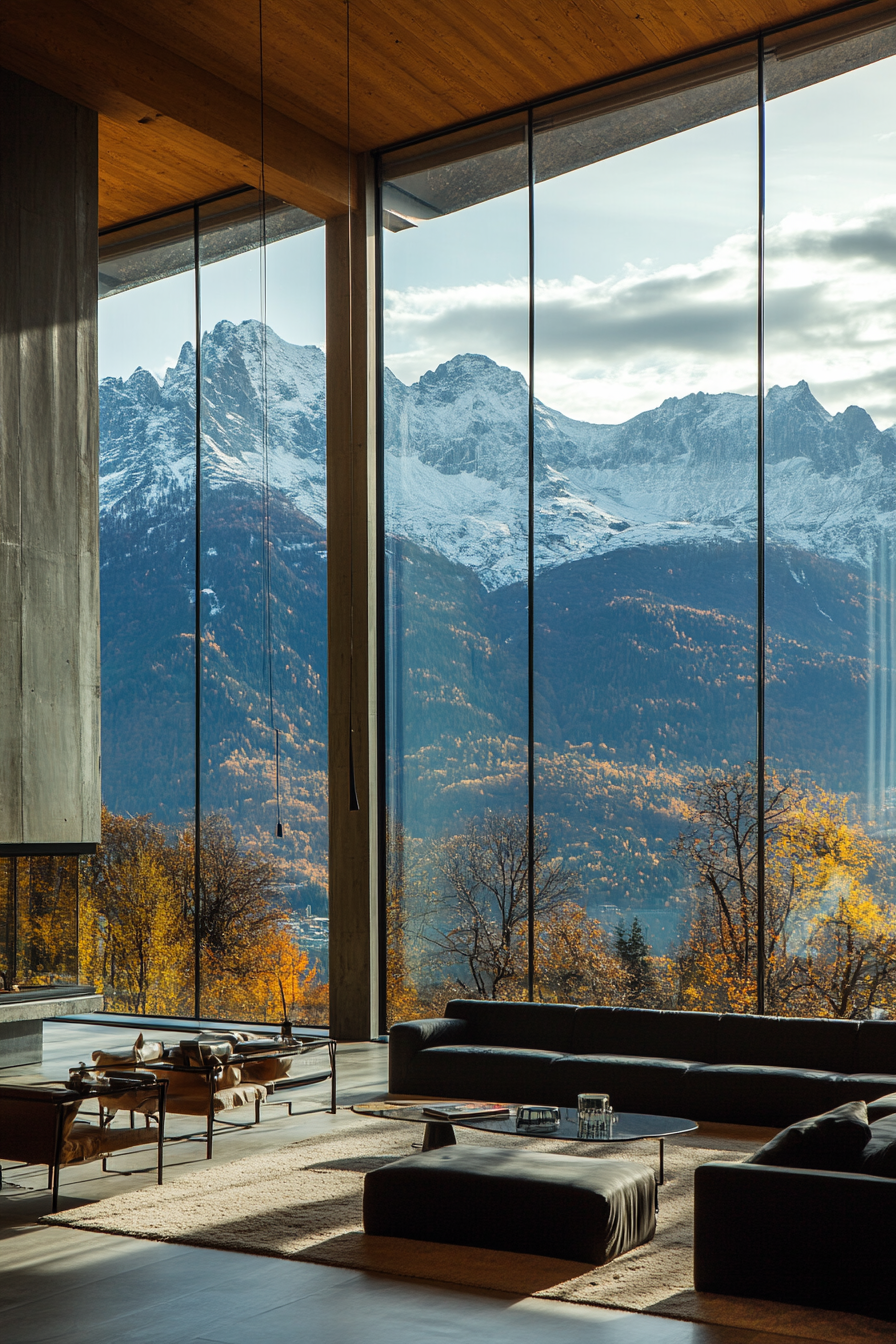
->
[[0, 0, 879, 227]]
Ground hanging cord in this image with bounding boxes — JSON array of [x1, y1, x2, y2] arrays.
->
[[258, 0, 283, 837], [346, 0, 360, 811]]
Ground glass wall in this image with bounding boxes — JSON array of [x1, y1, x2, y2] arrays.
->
[[0, 857, 79, 990], [533, 62, 759, 1011], [382, 120, 531, 1017], [91, 191, 328, 1023], [382, 19, 896, 1023], [763, 29, 896, 1017]]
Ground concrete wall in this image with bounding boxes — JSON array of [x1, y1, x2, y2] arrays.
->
[[0, 69, 100, 850]]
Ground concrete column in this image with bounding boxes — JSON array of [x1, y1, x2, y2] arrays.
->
[[0, 69, 100, 852], [326, 157, 380, 1040]]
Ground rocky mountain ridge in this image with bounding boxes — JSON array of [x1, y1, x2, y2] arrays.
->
[[100, 318, 896, 589]]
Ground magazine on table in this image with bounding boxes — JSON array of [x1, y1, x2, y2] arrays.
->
[[422, 1102, 511, 1120]]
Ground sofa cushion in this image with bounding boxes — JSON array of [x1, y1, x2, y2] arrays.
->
[[400, 1044, 563, 1103], [445, 1001, 577, 1053], [747, 1100, 871, 1171], [716, 1014, 859, 1074], [550, 1053, 695, 1113], [853, 1020, 896, 1076], [868, 1091, 896, 1121], [570, 1007, 720, 1063], [683, 1063, 845, 1126], [835, 1073, 896, 1107], [861, 1114, 896, 1178]]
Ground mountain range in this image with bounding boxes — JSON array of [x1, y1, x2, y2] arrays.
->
[[99, 319, 888, 912], [103, 320, 896, 590]]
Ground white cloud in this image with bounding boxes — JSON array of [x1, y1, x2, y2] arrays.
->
[[384, 198, 896, 427]]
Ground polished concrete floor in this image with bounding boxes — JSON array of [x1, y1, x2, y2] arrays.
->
[[0, 1022, 831, 1344]]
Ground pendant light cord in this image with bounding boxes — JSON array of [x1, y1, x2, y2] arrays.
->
[[258, 0, 282, 837], [346, 0, 360, 811]]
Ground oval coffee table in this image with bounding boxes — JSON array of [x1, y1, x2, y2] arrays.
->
[[354, 1102, 697, 1185]]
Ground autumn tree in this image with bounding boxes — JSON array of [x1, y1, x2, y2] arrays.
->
[[673, 764, 896, 1018], [81, 808, 324, 1021], [80, 808, 193, 1014], [536, 901, 630, 1005], [428, 811, 582, 1000], [384, 814, 448, 1025], [5, 856, 80, 987], [792, 887, 896, 1018]]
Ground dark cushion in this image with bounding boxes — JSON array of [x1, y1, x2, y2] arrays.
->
[[550, 1053, 694, 1114], [861, 1114, 896, 1178], [853, 1020, 896, 1076], [747, 1100, 870, 1172], [363, 1145, 656, 1264], [716, 1013, 859, 1074], [570, 1007, 720, 1062], [400, 1044, 563, 1103], [444, 1001, 577, 1053], [683, 1063, 845, 1126]]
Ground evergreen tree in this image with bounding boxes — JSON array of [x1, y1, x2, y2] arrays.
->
[[614, 916, 655, 1003]]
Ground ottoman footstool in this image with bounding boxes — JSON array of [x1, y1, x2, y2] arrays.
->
[[363, 1145, 656, 1264]]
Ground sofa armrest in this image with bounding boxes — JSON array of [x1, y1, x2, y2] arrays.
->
[[388, 1017, 470, 1094], [694, 1160, 896, 1319]]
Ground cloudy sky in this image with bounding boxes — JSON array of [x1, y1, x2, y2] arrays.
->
[[100, 50, 896, 430], [383, 52, 896, 428]]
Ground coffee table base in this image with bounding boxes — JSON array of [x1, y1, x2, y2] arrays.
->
[[421, 1121, 457, 1152]]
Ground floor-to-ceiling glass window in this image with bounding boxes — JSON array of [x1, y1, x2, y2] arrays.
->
[[381, 17, 896, 1024], [91, 209, 198, 1014], [763, 25, 896, 1018], [197, 197, 329, 1024], [532, 56, 760, 1010], [381, 120, 531, 1020], [91, 191, 328, 1022]]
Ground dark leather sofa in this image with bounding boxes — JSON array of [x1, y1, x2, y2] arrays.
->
[[389, 1000, 896, 1127], [694, 1160, 896, 1319]]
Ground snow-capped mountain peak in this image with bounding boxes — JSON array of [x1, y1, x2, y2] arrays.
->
[[100, 324, 896, 589]]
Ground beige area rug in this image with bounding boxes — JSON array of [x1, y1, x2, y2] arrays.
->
[[44, 1113, 896, 1343]]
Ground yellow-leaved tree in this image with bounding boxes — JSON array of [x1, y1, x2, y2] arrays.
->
[[673, 765, 896, 1017]]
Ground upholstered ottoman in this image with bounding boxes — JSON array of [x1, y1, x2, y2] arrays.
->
[[363, 1145, 656, 1264]]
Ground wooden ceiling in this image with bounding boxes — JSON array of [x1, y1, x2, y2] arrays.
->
[[0, 0, 877, 228]]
